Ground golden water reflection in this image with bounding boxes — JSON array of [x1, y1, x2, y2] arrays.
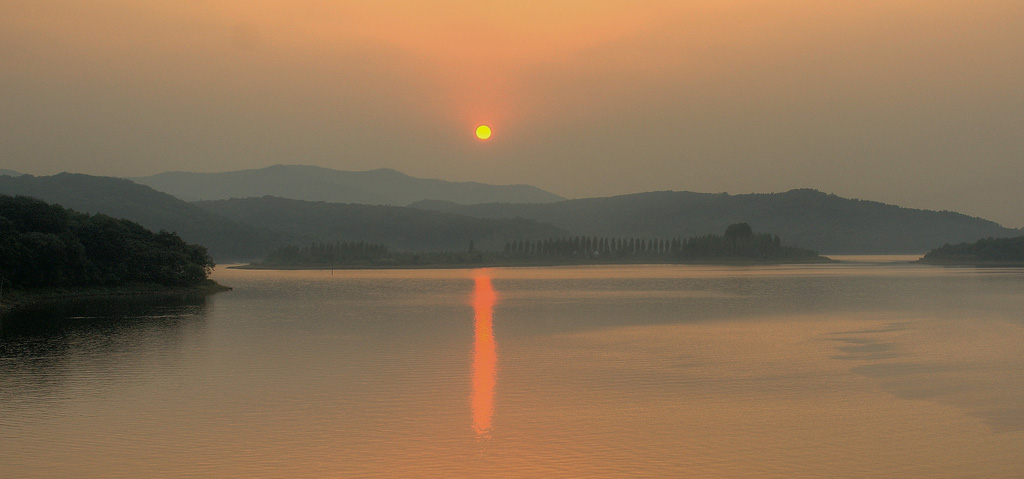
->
[[471, 272, 497, 437]]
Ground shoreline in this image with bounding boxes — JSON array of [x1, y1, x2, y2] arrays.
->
[[231, 256, 837, 271], [0, 280, 231, 313], [916, 258, 1024, 267]]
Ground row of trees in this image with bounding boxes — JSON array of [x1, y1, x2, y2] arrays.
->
[[0, 195, 215, 289], [502, 224, 819, 260], [255, 224, 820, 268]]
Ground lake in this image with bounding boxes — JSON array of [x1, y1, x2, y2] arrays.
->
[[2, 258, 1023, 478]]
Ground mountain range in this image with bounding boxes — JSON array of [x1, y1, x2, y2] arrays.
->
[[131, 164, 565, 205], [410, 189, 1021, 254], [0, 173, 566, 260], [2, 167, 1019, 259], [194, 196, 566, 253]]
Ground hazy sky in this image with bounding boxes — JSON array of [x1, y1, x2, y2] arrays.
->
[[2, 1, 1023, 226]]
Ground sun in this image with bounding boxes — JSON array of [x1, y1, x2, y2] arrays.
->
[[475, 125, 492, 140]]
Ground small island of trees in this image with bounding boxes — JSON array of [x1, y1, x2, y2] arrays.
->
[[248, 223, 828, 269], [919, 236, 1024, 266], [1, 194, 222, 307]]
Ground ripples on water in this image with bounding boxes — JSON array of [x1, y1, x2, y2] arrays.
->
[[1, 262, 1023, 478]]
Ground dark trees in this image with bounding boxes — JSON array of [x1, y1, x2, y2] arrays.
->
[[500, 224, 818, 262], [0, 194, 215, 289], [922, 236, 1024, 263], [724, 222, 753, 240]]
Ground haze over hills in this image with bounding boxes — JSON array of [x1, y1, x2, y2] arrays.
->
[[4, 169, 1019, 258], [0, 169, 23, 176], [0, 173, 567, 261], [131, 164, 565, 205], [194, 196, 568, 253], [0, 173, 291, 261], [411, 189, 1022, 254]]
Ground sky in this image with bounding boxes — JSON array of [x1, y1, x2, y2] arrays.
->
[[2, 1, 1023, 227]]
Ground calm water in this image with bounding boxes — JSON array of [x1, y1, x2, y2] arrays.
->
[[2, 259, 1023, 478]]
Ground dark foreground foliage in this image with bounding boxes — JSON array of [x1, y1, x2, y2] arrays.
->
[[921, 236, 1024, 264], [254, 223, 823, 268], [0, 194, 215, 289]]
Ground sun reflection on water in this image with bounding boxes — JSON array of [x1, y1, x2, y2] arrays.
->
[[471, 272, 498, 438]]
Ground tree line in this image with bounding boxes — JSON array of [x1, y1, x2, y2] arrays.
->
[[256, 224, 820, 268], [0, 194, 215, 289], [502, 223, 819, 261], [921, 236, 1024, 263]]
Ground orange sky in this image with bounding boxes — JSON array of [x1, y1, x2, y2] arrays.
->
[[2, 1, 1023, 225]]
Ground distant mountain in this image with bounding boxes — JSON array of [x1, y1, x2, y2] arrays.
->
[[0, 169, 23, 176], [194, 196, 568, 253], [8, 172, 1012, 258], [410, 189, 1022, 254], [131, 164, 565, 205], [0, 173, 291, 261]]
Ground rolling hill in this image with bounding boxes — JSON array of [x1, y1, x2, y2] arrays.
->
[[132, 164, 565, 205], [410, 189, 1022, 254], [0, 173, 291, 261], [0, 173, 564, 259], [194, 196, 568, 253], [6, 172, 1016, 258]]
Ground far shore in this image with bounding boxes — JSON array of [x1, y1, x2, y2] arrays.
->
[[916, 258, 1024, 267], [230, 256, 838, 271]]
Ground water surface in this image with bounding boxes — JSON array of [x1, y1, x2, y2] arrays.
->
[[2, 260, 1023, 477]]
